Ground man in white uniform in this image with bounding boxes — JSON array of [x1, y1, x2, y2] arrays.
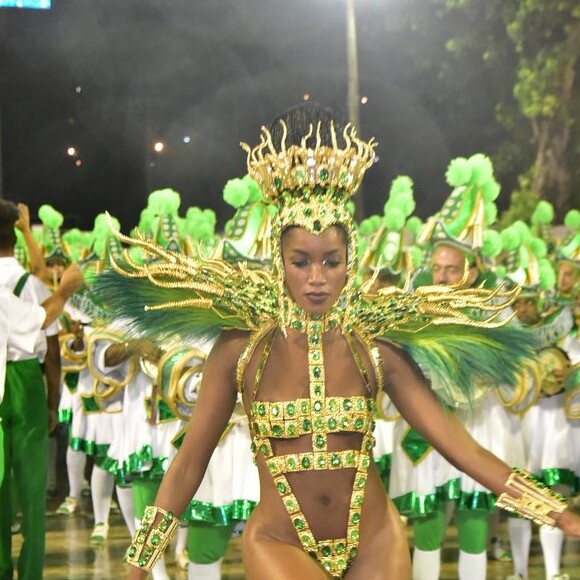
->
[[0, 199, 82, 580]]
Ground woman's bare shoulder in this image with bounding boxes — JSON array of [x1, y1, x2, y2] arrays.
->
[[210, 328, 252, 360]]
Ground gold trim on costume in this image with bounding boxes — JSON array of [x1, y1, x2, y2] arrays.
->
[[495, 468, 567, 527]]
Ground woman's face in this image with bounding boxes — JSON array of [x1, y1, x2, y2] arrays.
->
[[281, 226, 348, 315]]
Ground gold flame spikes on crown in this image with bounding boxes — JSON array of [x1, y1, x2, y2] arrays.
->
[[241, 121, 377, 202]]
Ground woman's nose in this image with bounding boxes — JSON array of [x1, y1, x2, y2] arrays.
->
[[308, 264, 326, 284]]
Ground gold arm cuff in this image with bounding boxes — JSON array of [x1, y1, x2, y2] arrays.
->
[[125, 506, 179, 572], [495, 468, 568, 527]]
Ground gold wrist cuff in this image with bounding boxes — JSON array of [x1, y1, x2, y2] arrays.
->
[[495, 468, 567, 527], [125, 506, 178, 571]]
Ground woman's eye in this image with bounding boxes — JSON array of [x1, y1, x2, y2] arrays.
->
[[291, 260, 309, 268], [323, 260, 341, 268]]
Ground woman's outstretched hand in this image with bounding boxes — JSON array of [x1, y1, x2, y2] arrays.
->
[[558, 507, 580, 538]]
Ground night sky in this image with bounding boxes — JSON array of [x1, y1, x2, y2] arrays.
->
[[0, 0, 507, 233]]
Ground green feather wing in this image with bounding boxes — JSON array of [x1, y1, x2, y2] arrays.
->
[[387, 324, 537, 408], [357, 284, 537, 407], [90, 228, 277, 342]]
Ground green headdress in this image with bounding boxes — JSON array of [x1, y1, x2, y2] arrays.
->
[[38, 204, 70, 264], [499, 221, 556, 302], [62, 228, 92, 264], [557, 209, 580, 268], [146, 189, 183, 252], [530, 200, 556, 258], [87, 213, 123, 269], [183, 206, 218, 258], [13, 229, 29, 268], [215, 174, 275, 266], [416, 153, 501, 264], [358, 175, 419, 284]]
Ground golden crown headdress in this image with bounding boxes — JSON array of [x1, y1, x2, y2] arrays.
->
[[241, 121, 376, 202]]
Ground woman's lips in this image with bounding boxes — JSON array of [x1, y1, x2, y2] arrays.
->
[[305, 292, 330, 304]]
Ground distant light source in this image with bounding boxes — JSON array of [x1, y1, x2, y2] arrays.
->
[[67, 147, 77, 157], [303, 93, 310, 101], [360, 96, 369, 104], [183, 136, 191, 144], [0, 0, 51, 8], [75, 86, 82, 94], [153, 141, 165, 153], [75, 159, 82, 167]]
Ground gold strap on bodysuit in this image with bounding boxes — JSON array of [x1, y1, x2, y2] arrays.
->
[[250, 319, 377, 578]]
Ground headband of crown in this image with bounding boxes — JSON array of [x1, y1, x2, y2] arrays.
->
[[241, 121, 376, 203]]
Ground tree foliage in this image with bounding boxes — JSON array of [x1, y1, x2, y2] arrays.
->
[[442, 0, 580, 224]]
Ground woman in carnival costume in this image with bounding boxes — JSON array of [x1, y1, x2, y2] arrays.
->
[[93, 103, 580, 579]]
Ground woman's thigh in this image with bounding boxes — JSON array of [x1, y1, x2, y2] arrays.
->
[[242, 533, 331, 580]]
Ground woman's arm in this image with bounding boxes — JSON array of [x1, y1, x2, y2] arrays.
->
[[378, 339, 580, 536], [126, 329, 246, 579]]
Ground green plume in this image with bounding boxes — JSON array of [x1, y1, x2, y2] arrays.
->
[[38, 204, 63, 228], [148, 189, 181, 215], [529, 237, 547, 259], [564, 209, 580, 231], [468, 153, 493, 186], [480, 229, 502, 259], [359, 215, 382, 236], [389, 175, 414, 197], [384, 207, 406, 231], [222, 174, 263, 208], [538, 258, 556, 291], [481, 178, 501, 202], [445, 157, 471, 187], [531, 201, 554, 226], [500, 225, 521, 251], [405, 216, 423, 239]]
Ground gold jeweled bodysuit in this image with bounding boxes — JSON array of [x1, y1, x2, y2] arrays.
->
[[238, 317, 382, 578]]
